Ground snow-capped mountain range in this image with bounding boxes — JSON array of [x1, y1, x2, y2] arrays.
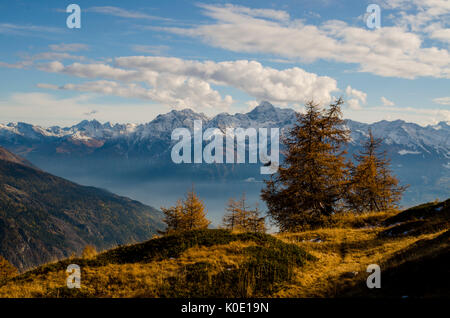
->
[[0, 101, 448, 206], [1, 101, 448, 155]]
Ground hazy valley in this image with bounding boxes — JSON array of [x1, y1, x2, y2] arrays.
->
[[0, 102, 448, 225]]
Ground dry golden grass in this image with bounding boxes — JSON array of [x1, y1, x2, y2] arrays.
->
[[0, 241, 258, 298], [177, 241, 256, 270], [0, 205, 447, 298], [274, 226, 445, 297]]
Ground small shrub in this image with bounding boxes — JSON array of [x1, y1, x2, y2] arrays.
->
[[0, 256, 18, 285], [82, 245, 97, 259]]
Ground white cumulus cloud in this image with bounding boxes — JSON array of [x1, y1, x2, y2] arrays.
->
[[115, 56, 338, 105], [381, 96, 395, 106], [34, 56, 339, 112], [433, 97, 450, 105], [160, 3, 450, 79], [345, 86, 367, 110]]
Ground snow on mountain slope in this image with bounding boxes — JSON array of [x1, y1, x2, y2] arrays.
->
[[1, 102, 448, 156], [0, 101, 448, 206]]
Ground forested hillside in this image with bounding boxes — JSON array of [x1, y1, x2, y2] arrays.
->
[[0, 147, 164, 270]]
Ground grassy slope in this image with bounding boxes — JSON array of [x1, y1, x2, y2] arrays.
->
[[277, 199, 449, 297], [0, 200, 448, 298], [0, 230, 315, 297]]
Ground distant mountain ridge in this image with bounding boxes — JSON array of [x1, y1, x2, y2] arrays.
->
[[0, 146, 36, 168], [1, 102, 448, 155], [0, 102, 448, 206], [0, 146, 164, 271]]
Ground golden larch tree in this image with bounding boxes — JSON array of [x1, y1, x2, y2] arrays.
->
[[261, 98, 350, 231], [247, 203, 266, 233], [160, 199, 185, 234], [222, 197, 240, 231], [223, 194, 266, 233], [160, 187, 210, 234], [347, 129, 407, 212], [183, 188, 210, 230]]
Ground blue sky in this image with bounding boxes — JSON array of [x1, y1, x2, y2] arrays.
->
[[0, 0, 449, 126]]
